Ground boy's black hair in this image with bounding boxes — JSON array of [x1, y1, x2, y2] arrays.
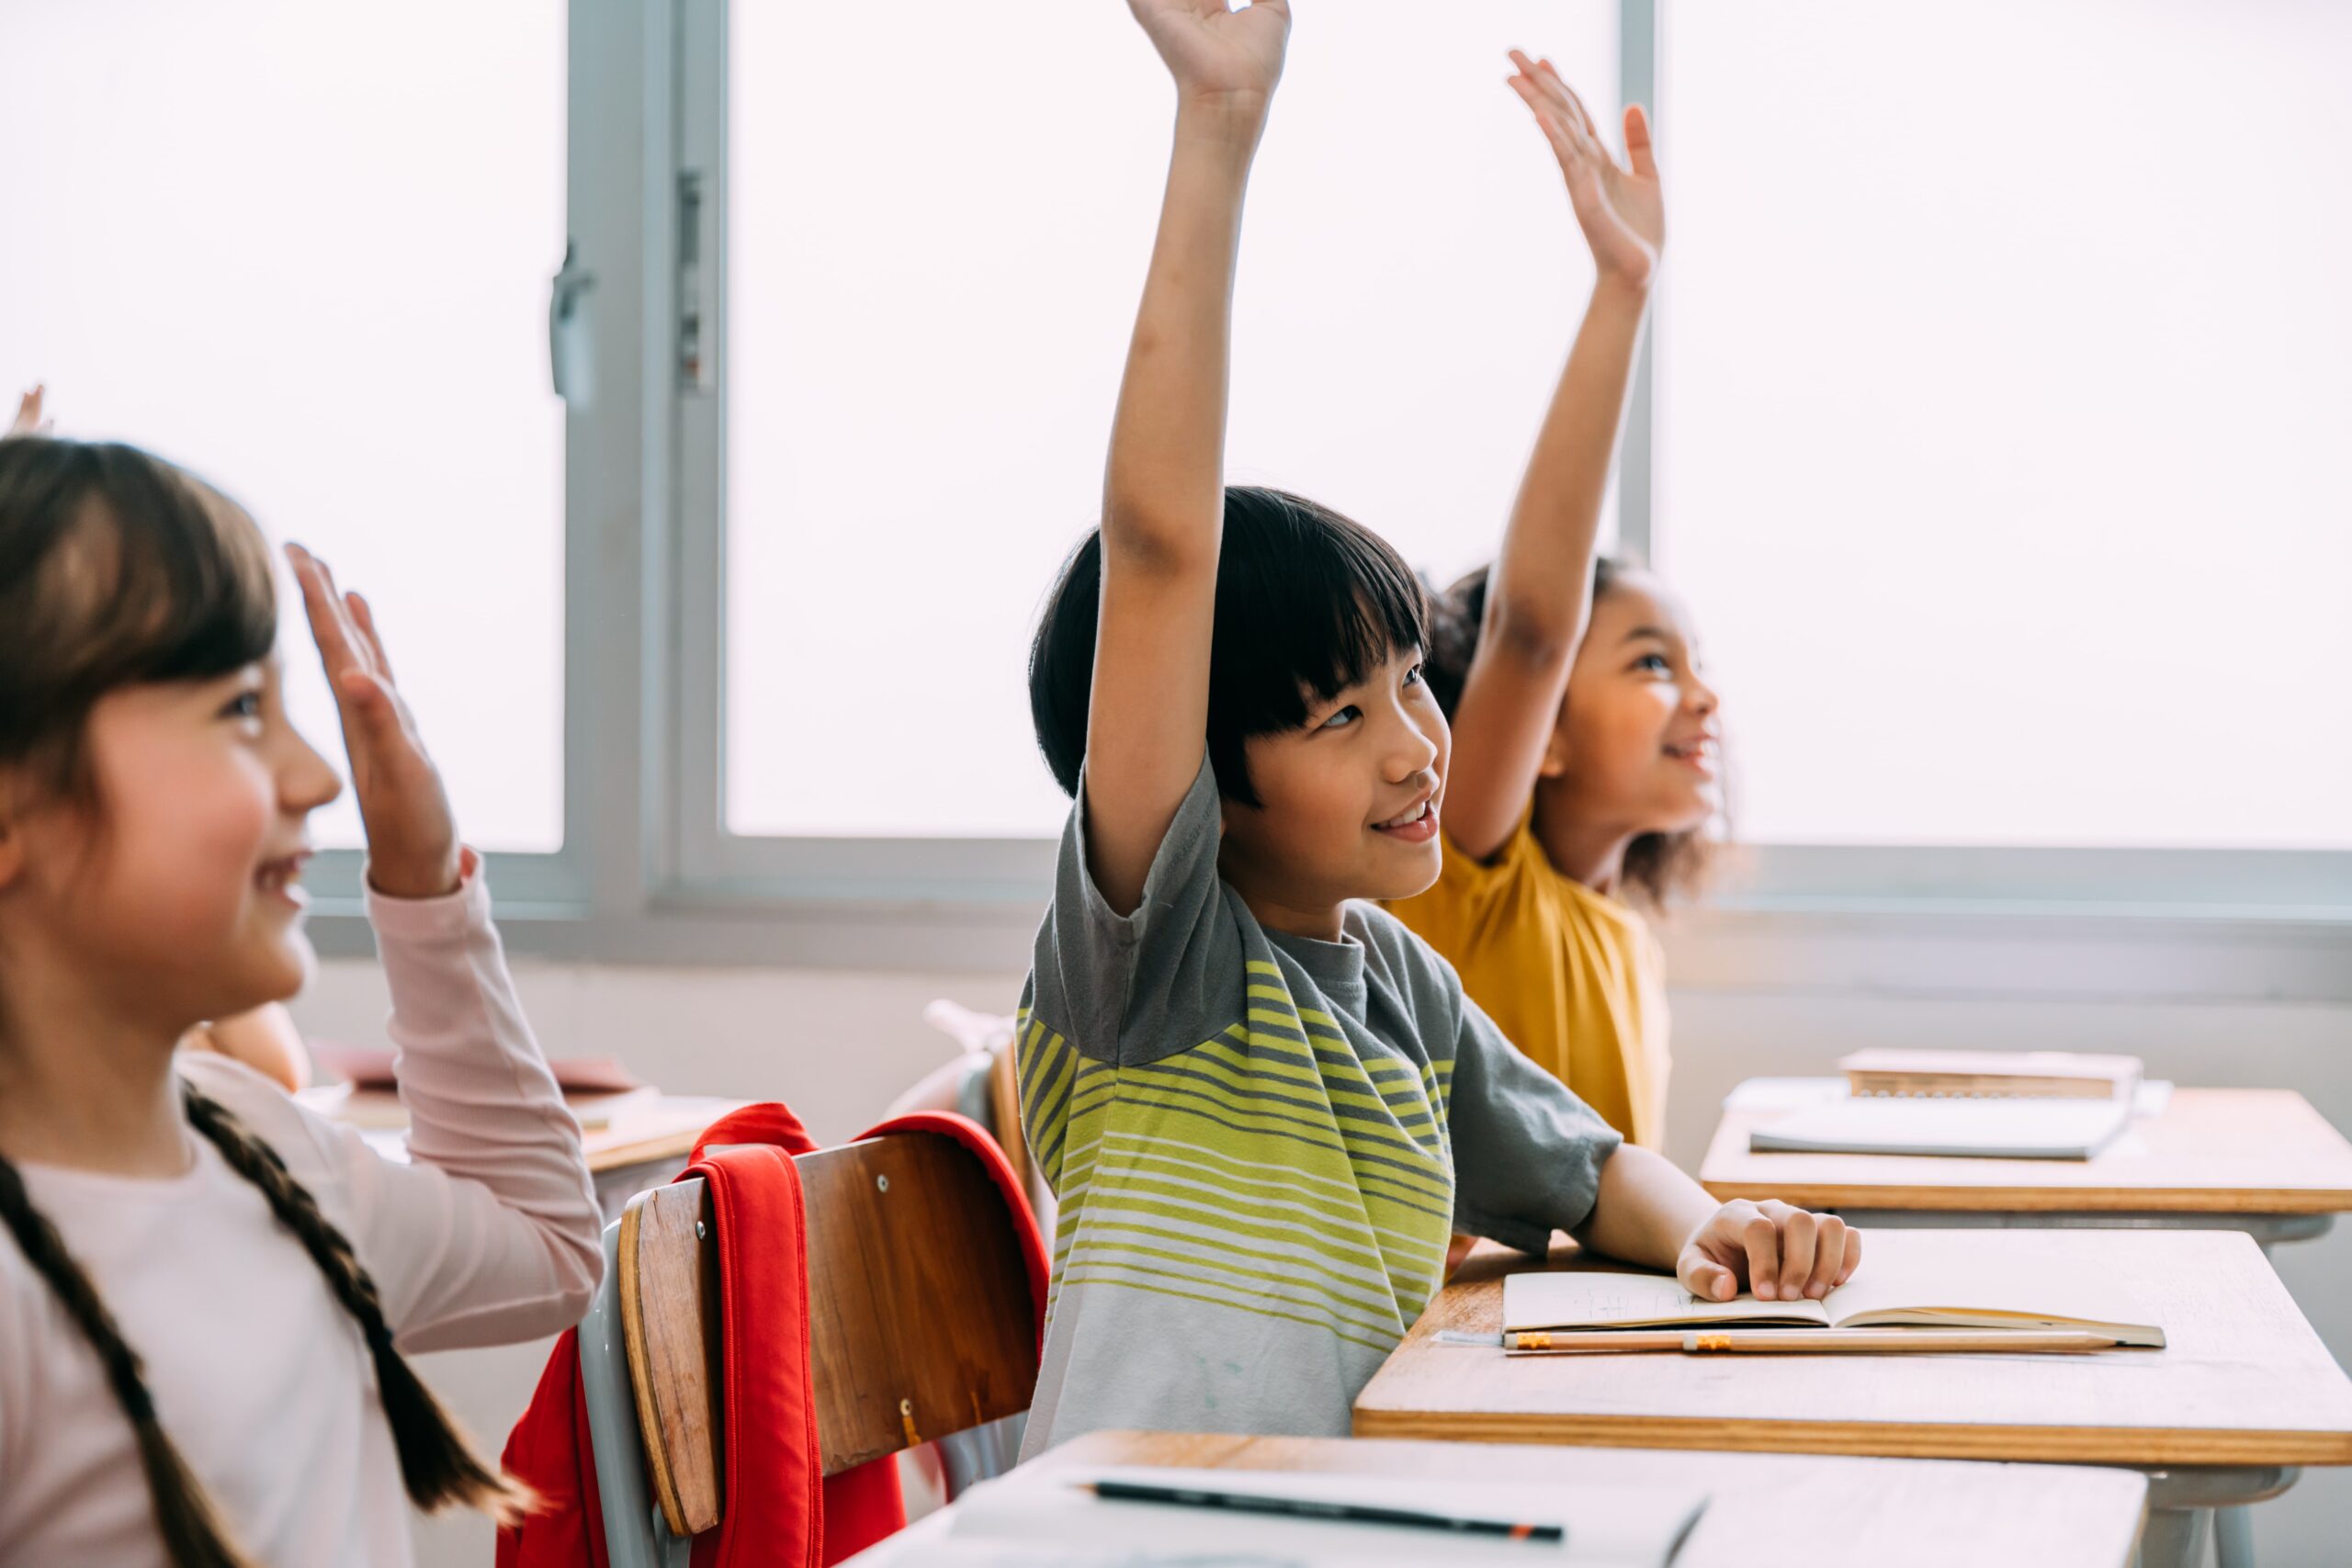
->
[[1030, 486, 1430, 809]]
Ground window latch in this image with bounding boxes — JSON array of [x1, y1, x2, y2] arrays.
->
[[548, 241, 597, 407]]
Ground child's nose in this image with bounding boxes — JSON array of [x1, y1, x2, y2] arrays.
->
[[280, 728, 345, 815], [1389, 713, 1441, 781]]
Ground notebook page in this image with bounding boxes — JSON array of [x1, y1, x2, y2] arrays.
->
[[1503, 1270, 1831, 1332], [1820, 1245, 2160, 1336]]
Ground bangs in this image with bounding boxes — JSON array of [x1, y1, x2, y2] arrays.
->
[[1024, 486, 1430, 809], [1210, 487, 1429, 738], [0, 439, 277, 787]]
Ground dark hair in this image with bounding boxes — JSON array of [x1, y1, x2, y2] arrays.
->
[[0, 434, 528, 1566], [0, 437, 277, 807], [1424, 555, 1725, 913], [1030, 486, 1430, 808]]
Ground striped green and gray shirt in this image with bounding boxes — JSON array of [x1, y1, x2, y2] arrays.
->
[[1016, 758, 1621, 1452]]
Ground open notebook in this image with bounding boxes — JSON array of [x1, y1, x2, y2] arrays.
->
[[1504, 1256, 2164, 1348], [924, 1466, 1709, 1567], [1746, 1095, 2133, 1159]]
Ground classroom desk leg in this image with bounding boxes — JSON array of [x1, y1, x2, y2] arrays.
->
[[2211, 1505, 2255, 1568], [2138, 1465, 2299, 1568], [1828, 1208, 2335, 1255]]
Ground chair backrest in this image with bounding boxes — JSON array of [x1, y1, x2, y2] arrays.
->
[[616, 1132, 1040, 1537]]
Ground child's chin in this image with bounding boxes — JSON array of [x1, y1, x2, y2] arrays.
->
[[236, 934, 316, 1008], [1372, 843, 1443, 901]]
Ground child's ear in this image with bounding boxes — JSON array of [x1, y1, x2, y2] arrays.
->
[[1536, 726, 1575, 782]]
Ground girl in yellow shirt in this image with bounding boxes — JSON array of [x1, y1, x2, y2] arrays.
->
[[1386, 58, 1721, 1151]]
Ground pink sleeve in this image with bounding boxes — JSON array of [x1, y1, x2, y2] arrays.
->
[[339, 849, 603, 1351]]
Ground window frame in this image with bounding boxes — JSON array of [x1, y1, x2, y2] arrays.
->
[[299, 0, 2351, 1005]]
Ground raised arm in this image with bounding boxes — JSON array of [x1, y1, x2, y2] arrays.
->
[[287, 545, 599, 1341], [1083, 0, 1290, 916], [1442, 58, 1662, 861]]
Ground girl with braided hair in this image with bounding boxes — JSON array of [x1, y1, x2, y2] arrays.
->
[[0, 427, 603, 1566]]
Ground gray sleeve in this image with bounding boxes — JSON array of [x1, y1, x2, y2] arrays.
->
[[1025, 754, 1243, 1066], [1446, 991, 1624, 1255]]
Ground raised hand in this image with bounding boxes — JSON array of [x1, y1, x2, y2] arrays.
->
[[286, 544, 463, 900], [1508, 51, 1663, 287], [7, 385, 48, 437], [1679, 1200, 1860, 1303], [1129, 0, 1290, 107]]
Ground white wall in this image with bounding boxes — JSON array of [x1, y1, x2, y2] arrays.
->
[[292, 957, 2352, 1565]]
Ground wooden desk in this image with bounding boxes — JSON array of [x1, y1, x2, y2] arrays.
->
[[1702, 1087, 2352, 1566], [578, 1096, 748, 1175], [841, 1429, 2150, 1568], [1356, 1229, 2352, 1568], [1701, 1088, 2352, 1219], [318, 1089, 750, 1220], [1356, 1229, 2352, 1462]]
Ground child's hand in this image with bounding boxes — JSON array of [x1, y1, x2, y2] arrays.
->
[[1507, 51, 1662, 288], [1677, 1200, 1860, 1303], [7, 384, 49, 436], [288, 544, 463, 900], [1129, 0, 1290, 108]]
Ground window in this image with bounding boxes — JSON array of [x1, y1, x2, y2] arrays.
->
[[0, 0, 568, 853], [1653, 0, 2352, 852], [723, 0, 1621, 840]]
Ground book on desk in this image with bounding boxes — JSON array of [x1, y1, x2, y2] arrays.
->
[[1503, 1253, 2165, 1353]]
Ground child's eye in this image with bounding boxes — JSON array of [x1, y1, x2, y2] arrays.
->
[[1632, 653, 1672, 676], [220, 690, 264, 722], [1317, 705, 1362, 731], [1403, 663, 1425, 688]]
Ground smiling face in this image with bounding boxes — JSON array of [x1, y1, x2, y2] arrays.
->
[[1539, 569, 1722, 843], [1217, 645, 1451, 938], [1, 656, 343, 1035]]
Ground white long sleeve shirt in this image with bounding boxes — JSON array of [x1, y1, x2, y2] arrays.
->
[[0, 858, 604, 1567]]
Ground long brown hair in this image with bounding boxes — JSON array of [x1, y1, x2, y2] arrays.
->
[[1424, 555, 1726, 912], [0, 434, 528, 1566]]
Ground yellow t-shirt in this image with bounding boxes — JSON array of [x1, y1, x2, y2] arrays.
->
[[1384, 811, 1670, 1147]]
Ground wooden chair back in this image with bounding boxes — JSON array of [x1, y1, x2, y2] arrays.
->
[[616, 1132, 1040, 1537]]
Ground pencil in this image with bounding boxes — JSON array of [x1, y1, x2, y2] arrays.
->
[[1504, 1328, 2121, 1355], [1080, 1478, 1566, 1541]]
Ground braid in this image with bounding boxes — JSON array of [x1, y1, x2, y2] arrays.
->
[[0, 1155, 259, 1568], [180, 1085, 534, 1524]]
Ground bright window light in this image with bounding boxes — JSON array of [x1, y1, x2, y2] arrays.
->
[[0, 0, 568, 853], [1655, 0, 2352, 849], [728, 1, 1620, 838]]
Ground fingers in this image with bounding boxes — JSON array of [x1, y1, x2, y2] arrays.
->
[[1834, 1224, 1863, 1288], [345, 591, 398, 685], [1624, 103, 1658, 180], [7, 385, 46, 437], [1544, 62, 1605, 146], [1805, 1215, 1850, 1299], [1508, 73, 1606, 210], [288, 544, 364, 684], [1739, 1208, 1782, 1300], [337, 665, 410, 750], [1776, 1207, 1817, 1301], [1679, 1245, 1737, 1303]]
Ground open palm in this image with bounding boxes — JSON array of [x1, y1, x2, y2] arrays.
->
[[1129, 0, 1290, 103], [1509, 52, 1663, 285]]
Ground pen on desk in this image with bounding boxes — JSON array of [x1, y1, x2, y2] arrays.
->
[[1080, 1478, 1566, 1542], [1504, 1328, 2121, 1354]]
